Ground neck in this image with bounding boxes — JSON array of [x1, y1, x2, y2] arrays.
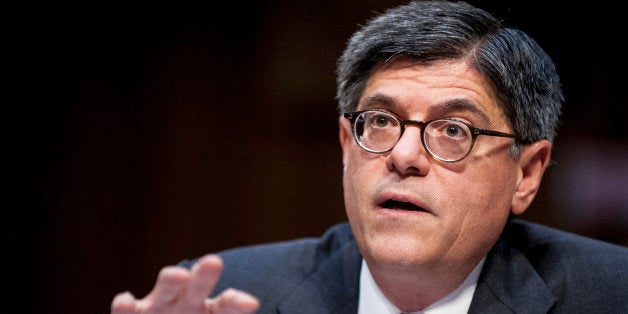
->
[[367, 257, 485, 312]]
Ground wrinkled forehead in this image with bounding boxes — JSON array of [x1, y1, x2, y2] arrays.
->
[[358, 57, 509, 128]]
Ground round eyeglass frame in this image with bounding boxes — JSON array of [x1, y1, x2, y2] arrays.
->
[[343, 109, 526, 162]]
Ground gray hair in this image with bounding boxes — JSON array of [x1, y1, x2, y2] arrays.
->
[[336, 0, 563, 155]]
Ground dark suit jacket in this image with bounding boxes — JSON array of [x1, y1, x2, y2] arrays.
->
[[179, 219, 628, 313]]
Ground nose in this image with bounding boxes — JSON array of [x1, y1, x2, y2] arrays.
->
[[385, 126, 430, 176]]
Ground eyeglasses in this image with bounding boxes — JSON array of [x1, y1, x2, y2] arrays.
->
[[344, 109, 524, 162]]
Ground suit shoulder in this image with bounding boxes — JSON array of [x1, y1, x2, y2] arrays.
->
[[503, 219, 628, 305], [179, 221, 354, 267], [219, 221, 354, 262], [505, 219, 627, 260], [178, 222, 357, 299], [480, 219, 628, 311]]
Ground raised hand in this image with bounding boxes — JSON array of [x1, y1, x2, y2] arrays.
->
[[111, 254, 259, 313]]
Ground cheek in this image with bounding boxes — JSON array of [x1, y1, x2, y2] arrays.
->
[[342, 154, 367, 237], [435, 163, 516, 258], [455, 161, 517, 222], [343, 153, 371, 201], [343, 151, 381, 216], [432, 157, 515, 215]]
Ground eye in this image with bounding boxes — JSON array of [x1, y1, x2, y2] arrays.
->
[[368, 112, 396, 128], [375, 115, 390, 127], [445, 125, 462, 137], [431, 120, 470, 140]]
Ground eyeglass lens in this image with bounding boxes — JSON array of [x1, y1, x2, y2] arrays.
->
[[353, 111, 473, 161]]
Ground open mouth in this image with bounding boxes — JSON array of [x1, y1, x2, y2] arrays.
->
[[380, 199, 427, 212]]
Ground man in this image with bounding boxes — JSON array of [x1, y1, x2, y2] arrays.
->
[[111, 1, 628, 313]]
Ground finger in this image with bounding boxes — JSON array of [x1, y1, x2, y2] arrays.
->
[[143, 266, 191, 308], [111, 291, 137, 314], [206, 288, 260, 314], [185, 254, 224, 302]]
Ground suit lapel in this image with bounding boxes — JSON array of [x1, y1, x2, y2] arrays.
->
[[469, 228, 556, 313], [274, 220, 557, 313], [277, 239, 362, 314]]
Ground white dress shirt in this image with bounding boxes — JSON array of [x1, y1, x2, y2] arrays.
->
[[358, 257, 486, 314]]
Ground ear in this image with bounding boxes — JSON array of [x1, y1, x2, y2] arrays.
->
[[339, 115, 352, 168], [511, 140, 552, 215]]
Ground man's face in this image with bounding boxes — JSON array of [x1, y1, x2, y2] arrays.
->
[[340, 58, 521, 272]]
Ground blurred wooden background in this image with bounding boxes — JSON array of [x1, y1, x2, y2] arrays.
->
[[9, 1, 626, 312]]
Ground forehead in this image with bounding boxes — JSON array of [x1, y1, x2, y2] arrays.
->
[[360, 58, 504, 123]]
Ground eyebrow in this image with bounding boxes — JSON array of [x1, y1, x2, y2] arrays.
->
[[359, 93, 396, 110], [427, 98, 491, 125], [359, 93, 492, 125]]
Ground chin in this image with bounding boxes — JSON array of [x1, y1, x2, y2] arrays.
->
[[365, 236, 435, 266]]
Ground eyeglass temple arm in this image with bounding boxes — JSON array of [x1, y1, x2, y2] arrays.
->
[[473, 128, 530, 143]]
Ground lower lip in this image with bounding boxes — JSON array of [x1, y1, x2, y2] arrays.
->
[[376, 206, 432, 217]]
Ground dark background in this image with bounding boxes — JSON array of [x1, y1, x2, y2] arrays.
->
[[9, 1, 626, 313]]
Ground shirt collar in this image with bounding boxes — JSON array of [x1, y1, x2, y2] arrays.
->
[[358, 257, 486, 314]]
